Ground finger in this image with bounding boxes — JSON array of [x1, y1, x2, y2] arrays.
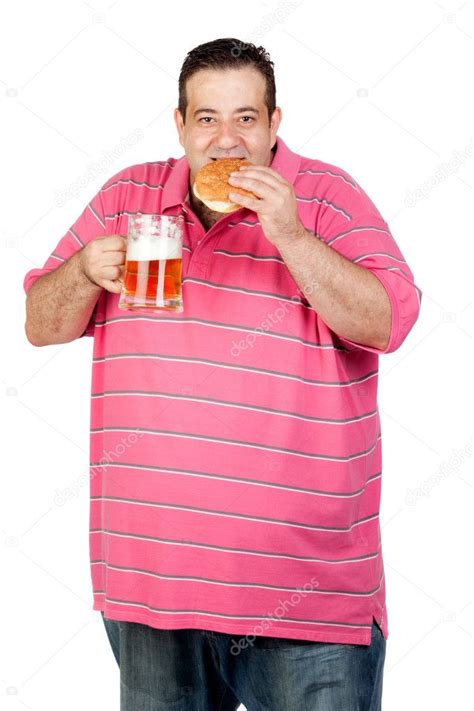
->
[[228, 191, 262, 212], [101, 279, 123, 294], [100, 265, 122, 281], [235, 165, 287, 186], [228, 174, 275, 200], [229, 170, 284, 194], [101, 251, 126, 266], [101, 235, 128, 251]]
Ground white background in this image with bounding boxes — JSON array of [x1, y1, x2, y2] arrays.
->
[[1, 0, 473, 709]]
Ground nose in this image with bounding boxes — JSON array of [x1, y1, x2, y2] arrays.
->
[[214, 122, 242, 152]]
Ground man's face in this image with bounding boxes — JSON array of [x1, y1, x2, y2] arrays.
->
[[174, 67, 282, 186]]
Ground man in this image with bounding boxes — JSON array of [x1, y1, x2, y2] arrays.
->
[[24, 37, 421, 710]]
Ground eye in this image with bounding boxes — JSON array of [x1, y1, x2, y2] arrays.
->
[[240, 116, 254, 123], [199, 116, 215, 124]]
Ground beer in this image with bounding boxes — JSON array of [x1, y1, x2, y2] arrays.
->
[[119, 215, 184, 312], [123, 258, 182, 305]]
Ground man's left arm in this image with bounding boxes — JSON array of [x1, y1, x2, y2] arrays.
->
[[229, 165, 421, 354], [272, 229, 391, 351]]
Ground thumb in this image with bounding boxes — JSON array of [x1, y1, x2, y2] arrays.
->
[[102, 279, 123, 294]]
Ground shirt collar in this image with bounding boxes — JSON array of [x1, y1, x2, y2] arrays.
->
[[161, 135, 302, 212]]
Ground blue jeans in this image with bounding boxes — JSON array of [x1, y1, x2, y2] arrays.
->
[[101, 612, 386, 710]]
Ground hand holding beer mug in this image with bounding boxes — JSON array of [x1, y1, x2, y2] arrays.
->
[[119, 214, 184, 312]]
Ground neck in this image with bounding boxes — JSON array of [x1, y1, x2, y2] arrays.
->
[[189, 190, 224, 231]]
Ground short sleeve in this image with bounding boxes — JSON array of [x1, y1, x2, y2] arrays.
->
[[23, 187, 108, 338], [314, 180, 422, 354]]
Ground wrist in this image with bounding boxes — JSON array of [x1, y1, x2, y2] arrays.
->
[[74, 251, 102, 292], [276, 223, 309, 254]]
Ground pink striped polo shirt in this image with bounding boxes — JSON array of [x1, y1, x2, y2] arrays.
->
[[24, 136, 421, 645]]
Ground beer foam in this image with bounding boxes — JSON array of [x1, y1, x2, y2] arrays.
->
[[127, 215, 182, 261], [127, 237, 180, 261], [127, 229, 182, 261]]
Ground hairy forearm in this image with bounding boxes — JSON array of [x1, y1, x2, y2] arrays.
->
[[25, 251, 102, 347], [277, 228, 391, 350]]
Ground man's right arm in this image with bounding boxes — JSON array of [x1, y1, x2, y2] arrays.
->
[[25, 234, 127, 347]]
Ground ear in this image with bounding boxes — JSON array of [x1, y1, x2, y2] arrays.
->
[[270, 107, 282, 147], [174, 108, 185, 148]]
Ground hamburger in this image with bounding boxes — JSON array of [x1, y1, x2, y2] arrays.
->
[[193, 158, 257, 213]]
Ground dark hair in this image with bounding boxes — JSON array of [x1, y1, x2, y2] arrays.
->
[[178, 38, 276, 124]]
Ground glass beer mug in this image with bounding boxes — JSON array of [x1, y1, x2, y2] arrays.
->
[[119, 214, 184, 312]]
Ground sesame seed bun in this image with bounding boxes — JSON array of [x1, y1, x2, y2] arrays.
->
[[193, 158, 256, 213]]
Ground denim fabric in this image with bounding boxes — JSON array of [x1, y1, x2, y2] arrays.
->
[[101, 612, 386, 710]]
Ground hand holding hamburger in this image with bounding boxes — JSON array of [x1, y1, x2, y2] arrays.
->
[[193, 158, 258, 213], [193, 157, 306, 250]]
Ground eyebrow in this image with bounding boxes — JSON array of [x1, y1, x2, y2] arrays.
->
[[193, 106, 260, 118]]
